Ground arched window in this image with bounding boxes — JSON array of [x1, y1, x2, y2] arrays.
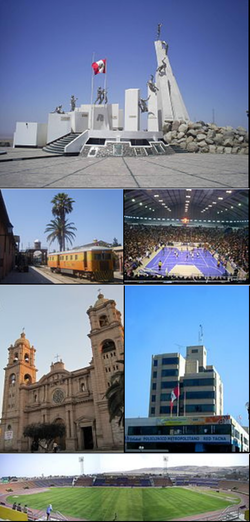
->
[[9, 373, 16, 385], [99, 315, 109, 327], [101, 339, 116, 354], [24, 374, 32, 385], [24, 353, 30, 363], [13, 353, 18, 362], [7, 424, 12, 430]]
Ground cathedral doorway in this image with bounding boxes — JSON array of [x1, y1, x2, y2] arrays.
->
[[54, 418, 66, 450], [81, 426, 94, 450]]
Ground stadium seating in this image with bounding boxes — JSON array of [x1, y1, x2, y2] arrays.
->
[[219, 480, 249, 493], [175, 477, 219, 488], [74, 476, 94, 487]]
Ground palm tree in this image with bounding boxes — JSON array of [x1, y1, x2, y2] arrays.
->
[[105, 360, 124, 427], [45, 217, 76, 251], [51, 193, 75, 250]]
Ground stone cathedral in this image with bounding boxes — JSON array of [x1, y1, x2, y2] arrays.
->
[[0, 293, 124, 452]]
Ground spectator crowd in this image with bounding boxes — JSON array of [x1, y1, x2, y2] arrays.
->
[[124, 224, 249, 280]]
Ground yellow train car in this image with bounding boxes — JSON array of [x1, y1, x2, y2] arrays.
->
[[47, 245, 115, 281]]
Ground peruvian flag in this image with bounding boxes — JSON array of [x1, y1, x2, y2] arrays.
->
[[92, 59, 106, 75], [170, 386, 180, 410]]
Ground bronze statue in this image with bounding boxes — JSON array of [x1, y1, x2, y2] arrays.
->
[[147, 75, 159, 93], [95, 87, 108, 104], [157, 57, 167, 75], [157, 23, 162, 40], [70, 95, 78, 111], [138, 96, 150, 113], [53, 105, 64, 114]]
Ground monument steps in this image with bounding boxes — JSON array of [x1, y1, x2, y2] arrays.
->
[[43, 132, 81, 155]]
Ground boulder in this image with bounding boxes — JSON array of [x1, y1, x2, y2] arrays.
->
[[214, 134, 224, 145], [171, 130, 178, 138], [200, 146, 209, 153], [178, 123, 188, 133], [223, 138, 234, 147], [205, 138, 214, 145], [216, 146, 224, 154], [187, 142, 199, 152], [197, 133, 207, 141], [222, 131, 235, 139], [207, 129, 216, 139], [192, 123, 203, 129], [162, 122, 172, 133], [187, 129, 197, 137], [237, 136, 244, 143], [177, 132, 185, 139], [236, 126, 247, 133], [224, 147, 232, 154], [209, 124, 219, 131], [186, 136, 194, 143], [179, 141, 187, 149], [209, 145, 217, 153], [164, 132, 173, 144], [232, 147, 240, 154], [197, 140, 207, 147], [172, 120, 181, 131]]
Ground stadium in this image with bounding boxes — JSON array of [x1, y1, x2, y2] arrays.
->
[[0, 458, 249, 521], [124, 189, 249, 283]]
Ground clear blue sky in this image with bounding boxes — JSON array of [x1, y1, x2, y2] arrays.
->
[[0, 454, 248, 478], [1, 189, 123, 250], [0, 0, 248, 135], [0, 285, 123, 409], [125, 286, 249, 425]]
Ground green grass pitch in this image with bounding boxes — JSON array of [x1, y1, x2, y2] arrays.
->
[[7, 487, 240, 521]]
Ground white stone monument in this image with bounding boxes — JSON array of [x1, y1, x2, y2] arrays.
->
[[154, 39, 189, 129], [124, 89, 140, 131]]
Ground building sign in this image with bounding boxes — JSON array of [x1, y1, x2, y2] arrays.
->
[[4, 430, 13, 440], [156, 415, 231, 426], [125, 435, 231, 444]]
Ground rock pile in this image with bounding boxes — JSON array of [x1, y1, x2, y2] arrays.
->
[[163, 120, 248, 154]]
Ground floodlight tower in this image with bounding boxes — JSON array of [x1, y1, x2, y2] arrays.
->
[[163, 455, 169, 478], [79, 457, 84, 476]]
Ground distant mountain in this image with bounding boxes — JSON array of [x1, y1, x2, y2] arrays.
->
[[106, 466, 249, 478]]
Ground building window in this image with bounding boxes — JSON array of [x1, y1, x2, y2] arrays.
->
[[24, 353, 29, 363], [102, 339, 116, 354], [151, 407, 155, 415], [153, 371, 157, 378], [9, 373, 16, 385], [152, 383, 157, 390], [161, 381, 178, 389], [160, 393, 171, 401], [161, 369, 178, 377], [191, 349, 199, 353], [99, 315, 109, 327], [162, 357, 179, 365], [185, 404, 216, 413], [183, 378, 215, 387], [151, 395, 156, 402], [153, 360, 158, 367], [13, 353, 18, 362]]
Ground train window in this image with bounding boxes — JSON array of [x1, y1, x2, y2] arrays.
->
[[61, 256, 64, 260], [75, 255, 78, 260], [105, 254, 111, 259], [94, 254, 101, 260], [70, 255, 73, 260], [66, 256, 68, 260]]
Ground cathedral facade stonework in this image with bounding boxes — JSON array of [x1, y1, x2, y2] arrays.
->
[[0, 293, 124, 452]]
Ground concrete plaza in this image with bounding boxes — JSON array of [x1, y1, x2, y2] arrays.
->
[[0, 148, 248, 188]]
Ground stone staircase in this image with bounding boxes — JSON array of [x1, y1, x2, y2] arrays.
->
[[43, 133, 81, 155]]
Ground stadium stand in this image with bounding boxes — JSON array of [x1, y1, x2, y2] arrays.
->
[[93, 475, 154, 487], [152, 476, 173, 487], [175, 477, 219, 488], [219, 480, 249, 493], [74, 476, 94, 487]]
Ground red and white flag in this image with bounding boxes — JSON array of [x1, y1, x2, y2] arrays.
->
[[92, 59, 106, 75], [170, 386, 180, 409]]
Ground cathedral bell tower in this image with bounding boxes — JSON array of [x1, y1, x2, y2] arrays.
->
[[0, 332, 37, 451], [87, 292, 124, 449]]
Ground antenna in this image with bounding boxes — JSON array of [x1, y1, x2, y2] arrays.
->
[[198, 325, 203, 344], [175, 343, 185, 353]]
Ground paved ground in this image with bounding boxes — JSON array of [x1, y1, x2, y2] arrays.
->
[[0, 148, 248, 188], [0, 266, 123, 284]]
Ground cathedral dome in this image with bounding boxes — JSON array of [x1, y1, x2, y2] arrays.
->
[[14, 332, 30, 348], [94, 293, 109, 308]]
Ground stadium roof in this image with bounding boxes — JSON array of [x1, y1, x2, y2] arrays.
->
[[124, 190, 249, 222]]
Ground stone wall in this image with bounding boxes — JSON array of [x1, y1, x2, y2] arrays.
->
[[163, 120, 248, 154]]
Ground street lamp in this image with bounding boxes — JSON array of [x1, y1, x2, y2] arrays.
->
[[139, 445, 144, 452], [245, 402, 249, 419]]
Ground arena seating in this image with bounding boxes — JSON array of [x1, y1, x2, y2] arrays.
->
[[219, 480, 249, 493], [152, 476, 173, 487], [93, 475, 153, 487], [0, 481, 37, 493], [175, 477, 219, 488], [33, 477, 74, 487], [74, 476, 94, 487]]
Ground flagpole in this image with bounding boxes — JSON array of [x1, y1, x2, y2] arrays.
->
[[184, 391, 186, 417], [104, 57, 108, 126], [90, 52, 95, 130], [177, 387, 179, 417]]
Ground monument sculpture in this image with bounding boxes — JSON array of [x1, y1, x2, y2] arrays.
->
[[147, 75, 159, 93], [70, 95, 78, 111], [94, 87, 108, 104], [157, 57, 167, 75], [53, 105, 64, 114], [138, 96, 150, 113]]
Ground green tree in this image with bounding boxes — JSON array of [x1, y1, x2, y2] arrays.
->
[[105, 359, 124, 427], [45, 217, 76, 251], [47, 193, 76, 251], [112, 237, 121, 247], [23, 422, 66, 451]]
